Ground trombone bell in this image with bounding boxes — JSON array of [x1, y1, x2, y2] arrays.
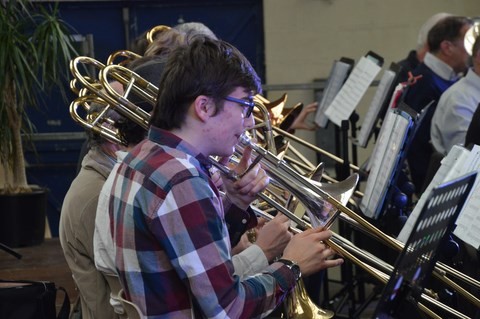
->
[[285, 277, 334, 319]]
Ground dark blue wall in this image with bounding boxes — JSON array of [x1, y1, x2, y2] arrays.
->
[[25, 0, 264, 236]]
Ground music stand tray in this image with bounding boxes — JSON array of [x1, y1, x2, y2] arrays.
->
[[373, 171, 477, 318]]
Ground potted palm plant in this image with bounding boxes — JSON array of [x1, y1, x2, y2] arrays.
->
[[0, 0, 77, 247]]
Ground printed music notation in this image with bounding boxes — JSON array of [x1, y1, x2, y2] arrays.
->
[[453, 145, 480, 249], [356, 69, 396, 148], [360, 110, 395, 216], [397, 145, 475, 243], [314, 59, 353, 128], [360, 109, 411, 218], [324, 55, 382, 127]]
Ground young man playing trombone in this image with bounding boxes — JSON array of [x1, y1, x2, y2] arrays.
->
[[108, 36, 343, 318]]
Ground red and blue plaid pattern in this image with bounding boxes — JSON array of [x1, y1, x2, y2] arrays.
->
[[110, 127, 295, 318]]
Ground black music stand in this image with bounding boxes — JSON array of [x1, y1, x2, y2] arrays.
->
[[0, 243, 22, 259], [373, 171, 477, 318]]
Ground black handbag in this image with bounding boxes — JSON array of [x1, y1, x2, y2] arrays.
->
[[0, 280, 70, 319]]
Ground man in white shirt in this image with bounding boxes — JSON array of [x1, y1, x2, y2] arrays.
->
[[431, 35, 480, 155]]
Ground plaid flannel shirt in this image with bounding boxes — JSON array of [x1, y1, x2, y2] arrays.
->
[[110, 126, 295, 318]]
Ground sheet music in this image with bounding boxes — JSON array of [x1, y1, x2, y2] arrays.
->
[[362, 83, 406, 172], [314, 60, 352, 128], [397, 145, 471, 243], [360, 110, 410, 218], [453, 145, 480, 248], [364, 103, 403, 176], [464, 144, 480, 171], [360, 110, 395, 215], [356, 69, 396, 148], [324, 56, 382, 127]]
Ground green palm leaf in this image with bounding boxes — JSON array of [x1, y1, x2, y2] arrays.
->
[[0, 0, 77, 193]]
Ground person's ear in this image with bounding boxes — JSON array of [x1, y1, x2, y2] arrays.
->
[[440, 40, 452, 55], [194, 95, 214, 122]]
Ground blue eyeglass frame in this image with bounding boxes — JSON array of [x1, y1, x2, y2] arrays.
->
[[224, 96, 255, 118]]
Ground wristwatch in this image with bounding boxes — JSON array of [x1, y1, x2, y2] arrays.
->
[[277, 258, 301, 281]]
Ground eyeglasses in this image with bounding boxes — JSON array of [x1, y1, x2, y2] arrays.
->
[[224, 96, 255, 118]]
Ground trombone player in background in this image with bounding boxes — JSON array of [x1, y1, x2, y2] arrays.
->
[[108, 35, 343, 318]]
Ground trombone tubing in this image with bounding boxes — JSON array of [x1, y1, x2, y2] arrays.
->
[[254, 207, 468, 319], [238, 133, 480, 309], [279, 154, 364, 198], [270, 123, 362, 173], [238, 133, 400, 250], [77, 61, 480, 305]]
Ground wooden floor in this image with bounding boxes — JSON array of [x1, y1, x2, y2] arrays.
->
[[0, 238, 78, 311], [0, 237, 375, 317]]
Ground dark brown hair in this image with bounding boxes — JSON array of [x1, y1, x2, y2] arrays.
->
[[150, 36, 261, 130], [428, 16, 472, 53]]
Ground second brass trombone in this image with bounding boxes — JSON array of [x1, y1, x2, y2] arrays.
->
[[69, 57, 480, 318]]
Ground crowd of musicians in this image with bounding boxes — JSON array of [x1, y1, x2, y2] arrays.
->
[[59, 14, 480, 319]]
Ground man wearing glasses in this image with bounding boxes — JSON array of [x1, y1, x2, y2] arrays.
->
[[108, 36, 343, 318]]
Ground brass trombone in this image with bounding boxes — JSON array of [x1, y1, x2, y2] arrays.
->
[[252, 94, 362, 174], [69, 58, 480, 318], [106, 49, 142, 66], [212, 140, 472, 318], [70, 94, 125, 145], [230, 132, 480, 303], [253, 207, 470, 319], [93, 61, 362, 230], [70, 57, 349, 318], [146, 25, 171, 44], [251, 95, 366, 202], [245, 98, 480, 315], [74, 58, 480, 288]]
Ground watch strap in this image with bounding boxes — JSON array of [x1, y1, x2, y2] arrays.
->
[[277, 258, 301, 281]]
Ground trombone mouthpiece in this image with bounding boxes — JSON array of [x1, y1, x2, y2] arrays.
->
[[238, 133, 252, 146]]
